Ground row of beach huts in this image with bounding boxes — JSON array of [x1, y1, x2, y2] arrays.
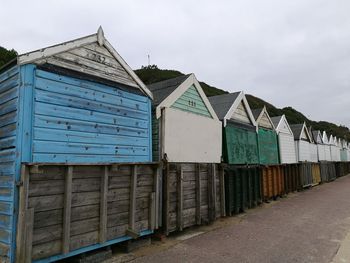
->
[[1, 28, 350, 263]]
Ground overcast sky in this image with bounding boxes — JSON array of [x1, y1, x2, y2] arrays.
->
[[1, 0, 350, 126]]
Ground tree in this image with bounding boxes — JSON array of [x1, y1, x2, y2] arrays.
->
[[0, 46, 17, 68]]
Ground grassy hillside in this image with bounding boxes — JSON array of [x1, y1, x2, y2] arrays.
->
[[0, 45, 348, 141], [135, 65, 350, 140]]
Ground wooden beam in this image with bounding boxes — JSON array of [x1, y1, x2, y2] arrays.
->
[[212, 164, 217, 220], [24, 208, 34, 263], [219, 166, 226, 217], [195, 163, 201, 225], [129, 165, 137, 231], [153, 166, 160, 229], [149, 192, 156, 230], [164, 163, 170, 235], [177, 164, 183, 231], [29, 165, 43, 174], [126, 228, 139, 239], [62, 166, 73, 254], [207, 164, 213, 222], [99, 166, 109, 243], [16, 165, 29, 263]]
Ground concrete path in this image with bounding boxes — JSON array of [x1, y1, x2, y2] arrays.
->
[[131, 175, 350, 263]]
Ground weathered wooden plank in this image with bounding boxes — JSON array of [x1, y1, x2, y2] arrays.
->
[[219, 166, 225, 217], [149, 192, 155, 230], [164, 163, 170, 235], [24, 208, 34, 263], [99, 166, 108, 243], [195, 163, 201, 225], [129, 165, 137, 231], [16, 165, 29, 263], [153, 166, 160, 229], [34, 114, 148, 138], [62, 166, 73, 254], [177, 164, 183, 231], [35, 69, 147, 103]]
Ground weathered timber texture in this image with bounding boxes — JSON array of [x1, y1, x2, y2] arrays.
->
[[162, 163, 223, 234], [261, 165, 285, 201], [224, 165, 262, 215], [16, 163, 159, 262], [320, 161, 336, 182], [283, 163, 301, 194]]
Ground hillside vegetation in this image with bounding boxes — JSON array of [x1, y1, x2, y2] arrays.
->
[[0, 46, 348, 140], [135, 65, 350, 140], [0, 46, 17, 68]]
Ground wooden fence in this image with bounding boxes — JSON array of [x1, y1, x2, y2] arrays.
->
[[162, 163, 224, 235], [16, 163, 160, 262]]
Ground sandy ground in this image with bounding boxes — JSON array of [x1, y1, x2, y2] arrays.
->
[[106, 175, 350, 263]]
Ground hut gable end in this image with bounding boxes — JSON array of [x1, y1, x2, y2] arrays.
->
[[16, 27, 153, 99], [258, 111, 273, 129], [171, 84, 212, 118], [278, 117, 292, 135], [230, 101, 252, 124], [35, 43, 138, 89]]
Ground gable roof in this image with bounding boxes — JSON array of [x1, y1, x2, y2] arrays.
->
[[208, 91, 257, 127], [251, 106, 275, 129], [270, 116, 283, 129], [290, 122, 312, 141], [7, 27, 152, 99], [322, 131, 329, 144], [208, 92, 240, 120], [270, 115, 294, 136], [252, 108, 263, 121], [290, 124, 304, 140], [312, 130, 322, 144], [148, 74, 190, 106], [149, 73, 219, 120]]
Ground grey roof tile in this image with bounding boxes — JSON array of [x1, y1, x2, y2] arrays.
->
[[208, 92, 241, 120], [147, 74, 191, 105]]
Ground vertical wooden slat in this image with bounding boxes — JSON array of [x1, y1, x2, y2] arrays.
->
[[212, 164, 217, 219], [129, 165, 137, 231], [176, 164, 183, 231], [164, 163, 170, 235], [153, 166, 160, 229], [149, 192, 156, 230], [219, 166, 226, 217], [16, 164, 29, 263], [195, 163, 201, 225], [99, 166, 109, 243], [62, 166, 73, 254], [207, 164, 213, 221], [24, 208, 34, 263]]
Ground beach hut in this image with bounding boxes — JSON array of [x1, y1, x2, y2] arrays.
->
[[290, 123, 313, 162], [330, 135, 341, 161], [271, 115, 297, 164], [312, 130, 326, 161], [148, 74, 224, 234], [340, 139, 348, 162], [0, 28, 158, 263], [209, 92, 259, 165], [322, 131, 332, 161], [251, 106, 279, 165], [149, 74, 221, 163], [308, 128, 319, 163]]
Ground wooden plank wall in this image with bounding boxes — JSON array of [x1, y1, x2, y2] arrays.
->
[[32, 68, 152, 163], [171, 85, 212, 118], [16, 163, 159, 262], [0, 66, 19, 263], [163, 163, 224, 235]]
